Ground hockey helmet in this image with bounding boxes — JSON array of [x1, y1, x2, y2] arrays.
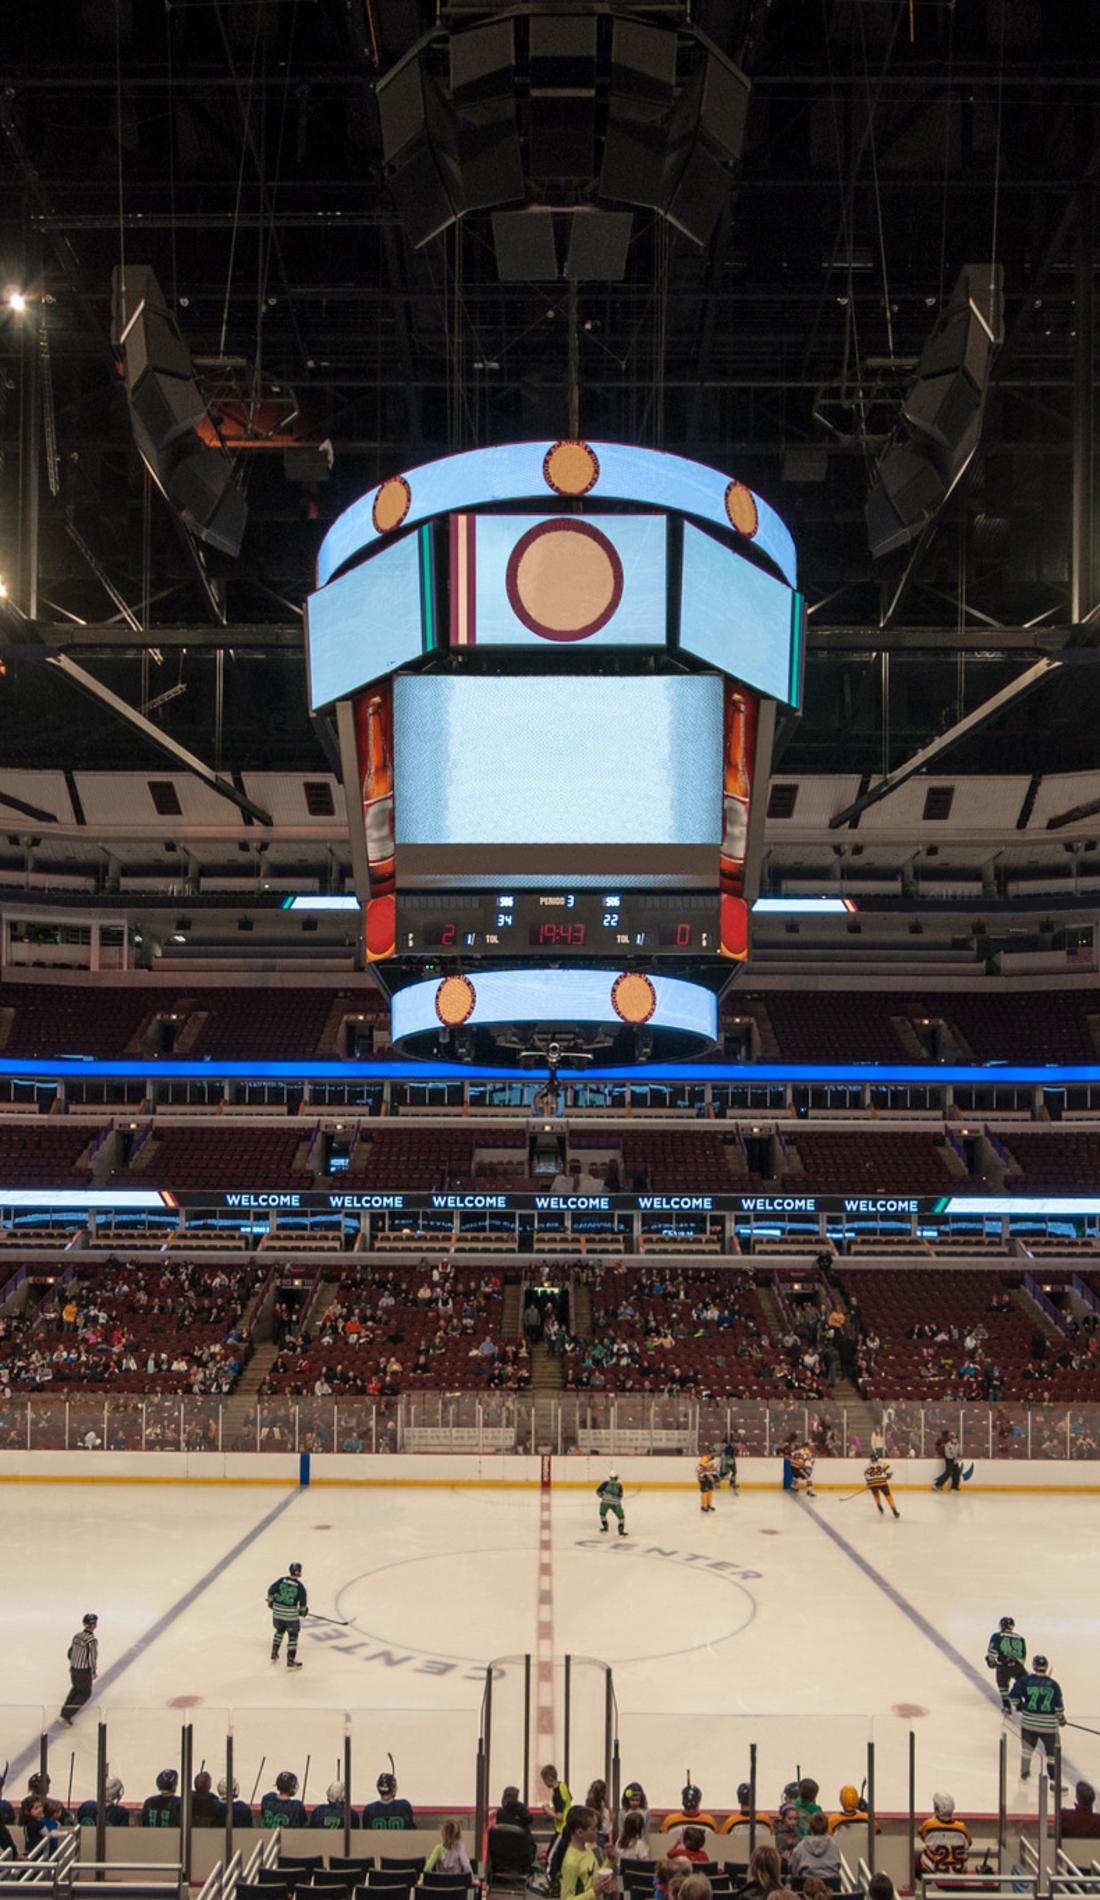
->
[[377, 1773, 397, 1796], [932, 1794, 955, 1820], [999, 1617, 1015, 1631], [288, 1563, 303, 1578], [276, 1772, 299, 1796], [105, 1779, 124, 1803], [217, 1779, 239, 1800], [1034, 1655, 1050, 1674], [327, 1783, 346, 1805], [839, 1786, 860, 1813], [681, 1783, 702, 1810], [82, 1613, 98, 1628], [156, 1770, 178, 1793], [737, 1783, 752, 1806], [608, 1470, 618, 1480]]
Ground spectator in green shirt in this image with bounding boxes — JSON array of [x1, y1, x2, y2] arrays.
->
[[561, 1804, 618, 1900]]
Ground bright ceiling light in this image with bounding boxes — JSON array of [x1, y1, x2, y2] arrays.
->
[[7, 291, 27, 313]]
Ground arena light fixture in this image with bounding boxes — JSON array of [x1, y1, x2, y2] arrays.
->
[[6, 290, 26, 313], [752, 896, 857, 914], [281, 894, 360, 911]]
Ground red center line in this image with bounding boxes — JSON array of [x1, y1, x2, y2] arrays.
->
[[535, 1454, 556, 1775]]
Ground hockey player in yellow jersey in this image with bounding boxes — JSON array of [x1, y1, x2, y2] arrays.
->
[[790, 1444, 816, 1498], [916, 1794, 971, 1875], [864, 1458, 900, 1519]]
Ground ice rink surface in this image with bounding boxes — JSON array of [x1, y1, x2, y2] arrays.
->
[[6, 1476, 1100, 1818]]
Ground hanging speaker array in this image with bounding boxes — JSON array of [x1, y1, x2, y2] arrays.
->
[[865, 264, 1005, 559], [375, 10, 751, 270], [110, 265, 248, 559]]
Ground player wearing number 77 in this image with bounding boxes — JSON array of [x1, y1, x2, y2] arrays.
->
[[1010, 1656, 1066, 1780]]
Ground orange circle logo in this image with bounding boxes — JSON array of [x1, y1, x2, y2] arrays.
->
[[435, 974, 477, 1027], [610, 971, 657, 1025], [543, 439, 600, 497], [506, 519, 623, 641], [372, 475, 412, 534], [724, 479, 759, 538]]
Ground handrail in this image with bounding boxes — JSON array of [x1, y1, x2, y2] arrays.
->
[[195, 1860, 223, 1900]]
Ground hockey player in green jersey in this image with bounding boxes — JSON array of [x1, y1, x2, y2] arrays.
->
[[597, 1471, 627, 1536], [986, 1616, 1028, 1713]]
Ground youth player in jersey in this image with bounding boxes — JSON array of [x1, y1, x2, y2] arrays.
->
[[597, 1471, 627, 1535], [697, 1453, 717, 1513], [916, 1793, 971, 1876], [790, 1444, 816, 1498], [985, 1617, 1028, 1714], [864, 1457, 900, 1519]]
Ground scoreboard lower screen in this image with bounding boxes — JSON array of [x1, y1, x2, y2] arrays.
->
[[396, 891, 719, 956]]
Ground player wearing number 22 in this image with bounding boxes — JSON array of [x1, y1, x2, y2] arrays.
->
[[864, 1458, 900, 1519], [1011, 1657, 1066, 1780]]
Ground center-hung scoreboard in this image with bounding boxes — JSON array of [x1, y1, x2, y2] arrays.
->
[[307, 438, 801, 1000]]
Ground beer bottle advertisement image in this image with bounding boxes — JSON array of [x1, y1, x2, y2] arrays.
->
[[356, 679, 396, 961], [720, 680, 756, 961]]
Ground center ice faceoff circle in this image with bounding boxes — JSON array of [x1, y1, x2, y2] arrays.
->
[[327, 1543, 760, 1673]]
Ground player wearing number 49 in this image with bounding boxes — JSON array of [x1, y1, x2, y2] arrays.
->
[[985, 1617, 1028, 1714]]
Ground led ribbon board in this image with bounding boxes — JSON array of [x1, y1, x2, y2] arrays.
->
[[391, 966, 717, 1047], [316, 438, 797, 590], [1, 1186, 1097, 1219]]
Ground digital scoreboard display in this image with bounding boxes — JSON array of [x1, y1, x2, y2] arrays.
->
[[397, 891, 719, 957]]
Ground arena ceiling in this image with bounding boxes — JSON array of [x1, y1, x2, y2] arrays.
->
[[0, 0, 1098, 785]]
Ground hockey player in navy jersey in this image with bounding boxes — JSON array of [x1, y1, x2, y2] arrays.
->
[[1010, 1655, 1065, 1779], [985, 1617, 1028, 1713]]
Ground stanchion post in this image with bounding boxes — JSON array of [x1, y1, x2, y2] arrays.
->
[[998, 1732, 1007, 1876], [1037, 1764, 1049, 1898], [225, 1727, 235, 1870], [343, 1725, 352, 1862], [866, 1740, 876, 1876], [604, 1670, 613, 1794], [181, 1722, 193, 1887], [483, 1665, 495, 1830], [95, 1720, 108, 1874], [1054, 1737, 1063, 1858], [523, 1655, 531, 1800], [474, 1740, 487, 1870], [748, 1743, 757, 1861], [908, 1729, 916, 1890], [563, 1656, 572, 1788]]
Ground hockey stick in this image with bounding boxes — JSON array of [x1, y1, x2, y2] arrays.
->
[[249, 1757, 266, 1806], [1066, 1722, 1100, 1740], [301, 1754, 312, 1806], [306, 1612, 351, 1628], [836, 1489, 866, 1503], [66, 1752, 75, 1815]]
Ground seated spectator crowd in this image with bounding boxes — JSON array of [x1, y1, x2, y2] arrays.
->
[[0, 1256, 259, 1396]]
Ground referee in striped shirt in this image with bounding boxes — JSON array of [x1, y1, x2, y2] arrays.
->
[[60, 1614, 98, 1725]]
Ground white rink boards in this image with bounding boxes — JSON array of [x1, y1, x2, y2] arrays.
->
[[4, 1474, 1100, 1819]]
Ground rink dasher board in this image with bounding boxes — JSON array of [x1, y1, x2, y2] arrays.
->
[[2, 1451, 1100, 1489]]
